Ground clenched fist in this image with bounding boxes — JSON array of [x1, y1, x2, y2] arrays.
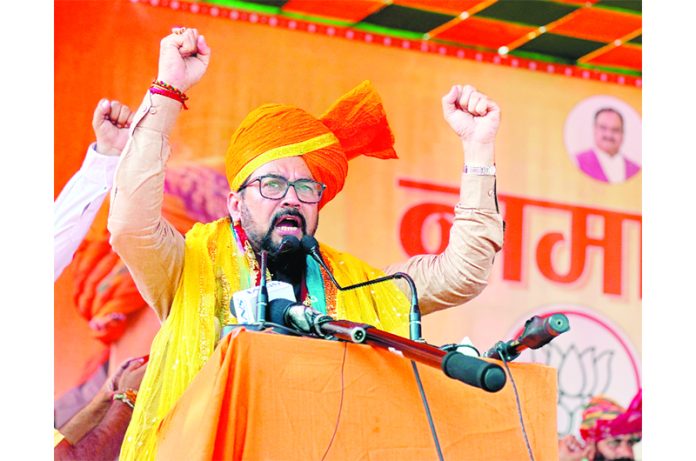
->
[[93, 99, 134, 156], [442, 85, 500, 166], [156, 27, 211, 93]]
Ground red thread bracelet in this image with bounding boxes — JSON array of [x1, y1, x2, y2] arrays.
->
[[149, 86, 189, 110]]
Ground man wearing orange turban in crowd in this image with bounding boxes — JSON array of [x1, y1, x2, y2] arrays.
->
[[558, 389, 642, 461], [108, 28, 504, 460]]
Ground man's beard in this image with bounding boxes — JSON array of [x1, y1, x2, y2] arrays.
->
[[253, 208, 309, 285], [593, 452, 633, 461], [262, 231, 306, 285]]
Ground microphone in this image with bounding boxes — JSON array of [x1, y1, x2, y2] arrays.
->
[[300, 235, 423, 342], [441, 351, 507, 393], [268, 298, 367, 343], [256, 250, 269, 324], [255, 236, 301, 326], [276, 235, 301, 254], [483, 314, 570, 362], [268, 298, 505, 392]]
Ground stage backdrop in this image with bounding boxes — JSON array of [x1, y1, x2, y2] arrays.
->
[[55, 0, 641, 437]]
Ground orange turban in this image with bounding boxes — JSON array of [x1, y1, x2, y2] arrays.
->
[[73, 234, 147, 344], [72, 163, 230, 344], [225, 81, 397, 209], [579, 389, 642, 442]]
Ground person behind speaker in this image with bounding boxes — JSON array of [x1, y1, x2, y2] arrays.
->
[[558, 390, 642, 461]]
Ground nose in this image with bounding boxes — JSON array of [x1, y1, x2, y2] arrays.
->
[[616, 443, 634, 457], [281, 184, 302, 208]]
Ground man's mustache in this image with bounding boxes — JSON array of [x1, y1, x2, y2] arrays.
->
[[270, 208, 307, 234]]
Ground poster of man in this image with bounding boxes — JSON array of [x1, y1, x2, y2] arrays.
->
[[564, 95, 642, 184]]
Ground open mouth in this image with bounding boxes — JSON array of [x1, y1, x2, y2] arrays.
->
[[272, 212, 305, 234]]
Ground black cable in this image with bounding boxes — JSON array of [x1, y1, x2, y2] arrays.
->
[[263, 322, 305, 336], [411, 361, 445, 461], [221, 322, 304, 338], [440, 343, 481, 357], [497, 345, 535, 461], [321, 342, 348, 461]]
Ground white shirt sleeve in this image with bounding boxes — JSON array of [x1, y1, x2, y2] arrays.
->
[[54, 143, 119, 280]]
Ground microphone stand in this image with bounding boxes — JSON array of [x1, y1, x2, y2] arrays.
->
[[255, 250, 269, 328], [297, 313, 506, 393], [482, 313, 570, 362], [302, 236, 423, 342]]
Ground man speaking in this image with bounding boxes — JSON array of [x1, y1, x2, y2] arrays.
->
[[108, 27, 504, 460]]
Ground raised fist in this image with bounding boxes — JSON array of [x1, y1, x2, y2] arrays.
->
[[93, 99, 134, 156], [442, 84, 501, 145], [156, 27, 211, 93]]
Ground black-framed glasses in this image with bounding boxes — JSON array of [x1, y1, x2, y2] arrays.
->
[[238, 174, 326, 204]]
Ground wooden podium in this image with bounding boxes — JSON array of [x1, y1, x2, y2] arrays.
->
[[156, 328, 558, 460]]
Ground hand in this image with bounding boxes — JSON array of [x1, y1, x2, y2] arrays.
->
[[157, 27, 211, 93], [558, 435, 595, 461], [92, 99, 134, 156], [115, 356, 148, 392], [442, 85, 500, 165], [100, 356, 148, 397]]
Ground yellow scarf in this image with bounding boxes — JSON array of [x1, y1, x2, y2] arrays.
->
[[119, 217, 410, 460]]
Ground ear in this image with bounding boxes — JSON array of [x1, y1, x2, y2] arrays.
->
[[227, 190, 243, 221]]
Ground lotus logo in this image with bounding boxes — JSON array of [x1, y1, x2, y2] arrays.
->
[[529, 343, 615, 434]]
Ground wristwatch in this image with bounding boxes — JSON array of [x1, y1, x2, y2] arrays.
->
[[464, 164, 496, 176]]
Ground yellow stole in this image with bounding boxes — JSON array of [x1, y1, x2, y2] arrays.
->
[[119, 217, 410, 461]]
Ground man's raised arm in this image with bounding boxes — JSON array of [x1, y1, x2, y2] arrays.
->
[[386, 85, 504, 315], [108, 28, 211, 320]]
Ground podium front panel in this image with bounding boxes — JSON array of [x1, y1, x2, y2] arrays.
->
[[156, 329, 558, 460]]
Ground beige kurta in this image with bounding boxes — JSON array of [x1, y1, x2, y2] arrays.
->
[[108, 92, 504, 320]]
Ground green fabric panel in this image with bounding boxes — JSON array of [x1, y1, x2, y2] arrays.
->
[[352, 23, 426, 40], [476, 0, 578, 27], [361, 4, 454, 34], [596, 0, 642, 14], [516, 33, 605, 61], [628, 35, 642, 45], [281, 11, 354, 27], [204, 0, 285, 14]]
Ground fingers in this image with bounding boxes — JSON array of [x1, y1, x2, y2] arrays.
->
[[166, 27, 209, 61], [93, 99, 134, 129], [462, 86, 488, 116], [444, 84, 494, 117], [182, 28, 198, 56], [161, 27, 196, 55], [458, 85, 476, 112], [115, 356, 148, 390], [170, 27, 200, 57], [92, 98, 110, 128], [104, 356, 134, 392], [441, 85, 459, 115], [122, 357, 149, 390], [113, 101, 133, 128], [109, 101, 125, 128], [196, 34, 211, 65]]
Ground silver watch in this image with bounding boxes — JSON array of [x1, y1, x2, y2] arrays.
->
[[464, 164, 496, 176]]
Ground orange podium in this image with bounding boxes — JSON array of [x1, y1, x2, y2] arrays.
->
[[156, 328, 558, 460]]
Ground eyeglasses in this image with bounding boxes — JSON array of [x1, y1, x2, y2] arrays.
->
[[238, 174, 326, 204]]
